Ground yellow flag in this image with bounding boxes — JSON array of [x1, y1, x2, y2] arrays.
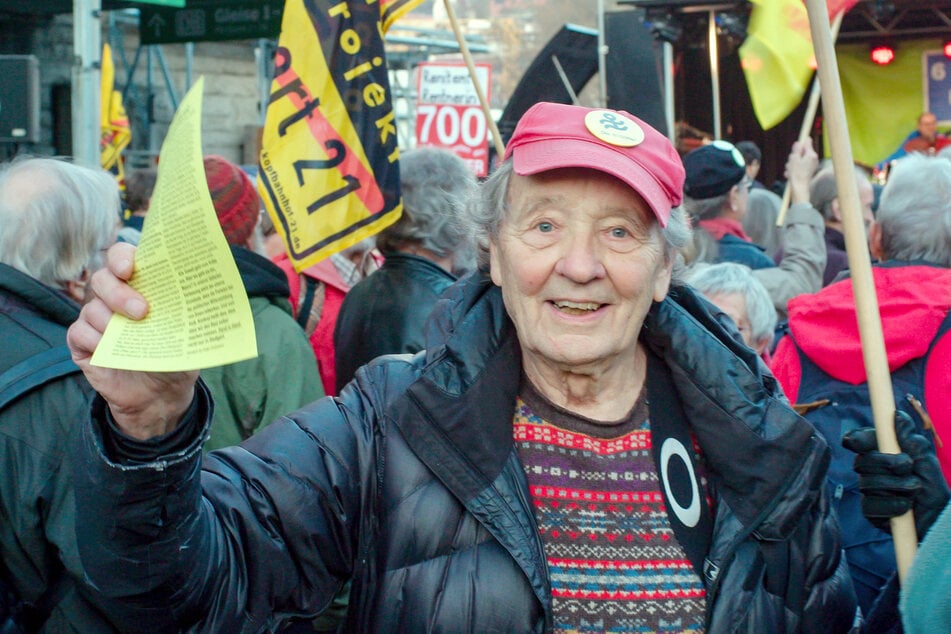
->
[[380, 0, 425, 32], [100, 43, 131, 182], [738, 0, 815, 131], [258, 0, 424, 272]]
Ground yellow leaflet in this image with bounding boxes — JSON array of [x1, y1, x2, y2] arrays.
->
[[92, 77, 257, 372]]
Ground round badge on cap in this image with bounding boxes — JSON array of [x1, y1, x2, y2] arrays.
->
[[584, 110, 645, 147], [711, 140, 746, 167]]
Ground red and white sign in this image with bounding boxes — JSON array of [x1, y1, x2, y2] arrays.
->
[[415, 62, 491, 177]]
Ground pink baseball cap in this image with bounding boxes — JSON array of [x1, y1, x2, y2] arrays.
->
[[503, 102, 684, 226]]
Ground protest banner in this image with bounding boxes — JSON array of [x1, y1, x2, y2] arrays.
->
[[258, 0, 424, 272]]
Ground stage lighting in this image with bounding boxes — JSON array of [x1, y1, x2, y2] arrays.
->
[[870, 42, 895, 66]]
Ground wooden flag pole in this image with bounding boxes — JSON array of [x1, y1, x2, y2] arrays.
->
[[442, 0, 505, 159], [803, 0, 917, 582], [776, 11, 843, 227]]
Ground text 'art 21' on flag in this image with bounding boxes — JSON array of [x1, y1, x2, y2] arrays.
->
[[739, 0, 859, 131], [258, 0, 424, 272]]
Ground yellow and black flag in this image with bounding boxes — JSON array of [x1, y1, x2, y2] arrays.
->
[[258, 0, 424, 272]]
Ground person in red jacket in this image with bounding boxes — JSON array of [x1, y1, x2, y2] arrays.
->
[[772, 153, 951, 481], [771, 153, 951, 614], [902, 112, 951, 155]]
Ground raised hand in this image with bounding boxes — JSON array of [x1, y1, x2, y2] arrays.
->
[[67, 242, 199, 440], [785, 138, 820, 205]]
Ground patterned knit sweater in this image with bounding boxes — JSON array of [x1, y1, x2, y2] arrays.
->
[[514, 381, 707, 633]]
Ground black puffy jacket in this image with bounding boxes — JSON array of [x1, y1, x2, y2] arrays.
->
[[75, 273, 857, 633]]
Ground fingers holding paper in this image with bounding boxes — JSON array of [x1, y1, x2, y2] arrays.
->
[[68, 243, 199, 441]]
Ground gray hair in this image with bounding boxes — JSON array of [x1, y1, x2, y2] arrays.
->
[[683, 192, 730, 221], [742, 188, 782, 260], [0, 157, 120, 289], [377, 147, 477, 267], [808, 165, 870, 223], [876, 154, 951, 265], [474, 160, 692, 279], [685, 261, 776, 348]]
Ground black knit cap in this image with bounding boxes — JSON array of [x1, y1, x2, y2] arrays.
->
[[682, 141, 747, 199]]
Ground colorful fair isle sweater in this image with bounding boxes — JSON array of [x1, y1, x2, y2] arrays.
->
[[514, 382, 707, 633]]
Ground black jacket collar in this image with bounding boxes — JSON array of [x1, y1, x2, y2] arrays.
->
[[397, 273, 822, 530], [0, 262, 80, 327]]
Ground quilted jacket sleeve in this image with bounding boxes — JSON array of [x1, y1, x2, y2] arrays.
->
[[73, 379, 379, 633]]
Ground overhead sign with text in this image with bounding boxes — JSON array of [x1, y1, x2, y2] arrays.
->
[[139, 0, 284, 45], [415, 62, 491, 177]]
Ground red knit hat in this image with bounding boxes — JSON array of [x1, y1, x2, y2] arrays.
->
[[203, 155, 259, 246]]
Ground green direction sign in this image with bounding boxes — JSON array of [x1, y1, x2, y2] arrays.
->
[[139, 0, 284, 45], [135, 0, 186, 7]]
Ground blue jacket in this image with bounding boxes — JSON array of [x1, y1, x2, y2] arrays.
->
[[74, 274, 857, 633], [717, 234, 776, 269]]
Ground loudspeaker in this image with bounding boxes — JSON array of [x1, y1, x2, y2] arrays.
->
[[605, 11, 667, 137], [0, 55, 40, 144]]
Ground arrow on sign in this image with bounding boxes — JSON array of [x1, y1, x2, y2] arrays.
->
[[147, 14, 166, 37]]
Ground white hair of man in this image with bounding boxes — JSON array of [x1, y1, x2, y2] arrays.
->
[[685, 261, 777, 350], [0, 156, 120, 290], [876, 153, 951, 266]]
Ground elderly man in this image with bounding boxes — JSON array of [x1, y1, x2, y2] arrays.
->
[[771, 153, 951, 615], [67, 103, 856, 632], [333, 147, 477, 392], [0, 157, 123, 631]]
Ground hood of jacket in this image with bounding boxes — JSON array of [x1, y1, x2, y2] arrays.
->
[[787, 263, 951, 384], [232, 246, 293, 315]]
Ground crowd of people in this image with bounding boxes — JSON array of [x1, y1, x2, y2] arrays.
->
[[1, 104, 949, 633]]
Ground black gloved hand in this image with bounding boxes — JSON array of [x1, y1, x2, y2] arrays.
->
[[842, 410, 950, 540]]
